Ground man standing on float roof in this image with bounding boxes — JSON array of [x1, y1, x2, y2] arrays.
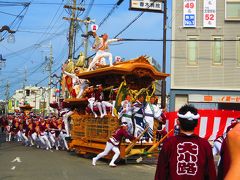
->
[[155, 104, 216, 180], [87, 32, 121, 71]]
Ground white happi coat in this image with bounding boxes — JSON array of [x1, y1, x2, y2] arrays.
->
[[88, 36, 119, 71], [144, 103, 163, 139], [119, 100, 133, 134]]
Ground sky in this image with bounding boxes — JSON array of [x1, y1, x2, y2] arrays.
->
[[0, 0, 172, 97]]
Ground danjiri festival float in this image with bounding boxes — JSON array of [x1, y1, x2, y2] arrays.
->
[[2, 21, 240, 168]]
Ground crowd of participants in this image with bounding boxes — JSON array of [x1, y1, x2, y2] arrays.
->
[[0, 113, 70, 151]]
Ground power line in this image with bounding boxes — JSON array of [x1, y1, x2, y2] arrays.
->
[[0, 43, 62, 90], [34, 42, 68, 86], [121, 38, 240, 42], [4, 27, 68, 58], [85, 0, 154, 59], [74, 0, 122, 54], [17, 30, 65, 35], [114, 11, 144, 38], [34, 0, 95, 86], [114, 0, 162, 38], [36, 1, 65, 43], [4, 1, 66, 73], [1, 2, 30, 40], [0, 10, 19, 17], [3, 0, 120, 90], [23, 2, 114, 6], [71, 0, 95, 54], [5, 2, 67, 61], [98, 3, 120, 28], [0, 1, 29, 7]]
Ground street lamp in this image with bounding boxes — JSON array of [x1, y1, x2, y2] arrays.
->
[[0, 25, 16, 43]]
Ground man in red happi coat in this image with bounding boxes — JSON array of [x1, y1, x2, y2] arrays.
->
[[155, 104, 216, 180]]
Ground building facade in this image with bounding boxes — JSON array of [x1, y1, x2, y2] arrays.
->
[[9, 86, 58, 114], [170, 0, 240, 111]]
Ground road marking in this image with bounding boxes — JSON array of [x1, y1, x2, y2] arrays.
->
[[11, 157, 22, 163], [11, 166, 16, 170]]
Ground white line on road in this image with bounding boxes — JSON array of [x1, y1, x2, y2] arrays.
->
[[11, 157, 22, 163]]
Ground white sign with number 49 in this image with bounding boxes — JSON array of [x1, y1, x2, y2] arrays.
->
[[183, 0, 196, 28]]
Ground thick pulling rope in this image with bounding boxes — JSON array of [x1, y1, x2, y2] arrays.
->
[[125, 126, 149, 155], [146, 129, 173, 154]]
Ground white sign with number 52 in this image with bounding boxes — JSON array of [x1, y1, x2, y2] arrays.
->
[[203, 0, 216, 28]]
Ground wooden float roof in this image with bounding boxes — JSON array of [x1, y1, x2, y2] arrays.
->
[[76, 56, 170, 80]]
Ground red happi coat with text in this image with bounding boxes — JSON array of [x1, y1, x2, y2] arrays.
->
[[155, 133, 216, 180]]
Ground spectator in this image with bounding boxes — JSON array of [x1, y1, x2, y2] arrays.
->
[[155, 104, 216, 180]]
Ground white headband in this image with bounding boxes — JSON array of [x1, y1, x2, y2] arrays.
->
[[121, 122, 128, 127], [177, 111, 200, 121]]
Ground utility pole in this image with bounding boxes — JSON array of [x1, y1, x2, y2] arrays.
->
[[83, 17, 95, 66], [23, 68, 27, 104], [64, 16, 95, 66], [39, 87, 45, 117], [67, 0, 76, 60], [63, 2, 85, 60], [161, 0, 167, 109], [5, 81, 9, 115], [47, 42, 53, 115], [48, 42, 53, 87]]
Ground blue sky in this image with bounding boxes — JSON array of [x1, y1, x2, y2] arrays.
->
[[0, 0, 172, 97]]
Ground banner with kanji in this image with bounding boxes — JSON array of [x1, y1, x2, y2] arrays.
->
[[166, 110, 240, 140]]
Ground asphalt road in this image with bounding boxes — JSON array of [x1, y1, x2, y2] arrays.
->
[[0, 137, 156, 180]]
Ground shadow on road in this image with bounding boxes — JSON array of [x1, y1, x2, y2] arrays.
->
[[0, 133, 25, 152], [0, 175, 14, 180]]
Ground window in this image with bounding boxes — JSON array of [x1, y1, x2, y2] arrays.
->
[[238, 37, 240, 65], [26, 89, 30, 96], [212, 36, 223, 64], [187, 36, 198, 65], [225, 0, 240, 20]]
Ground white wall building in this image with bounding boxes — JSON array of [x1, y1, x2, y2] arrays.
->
[[9, 86, 58, 114]]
